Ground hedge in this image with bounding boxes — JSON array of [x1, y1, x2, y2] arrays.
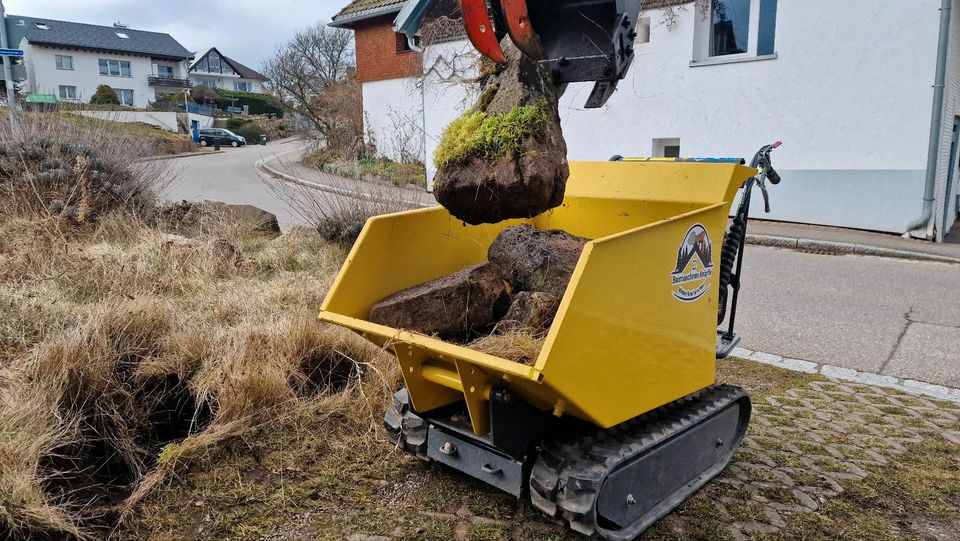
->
[[211, 90, 284, 118]]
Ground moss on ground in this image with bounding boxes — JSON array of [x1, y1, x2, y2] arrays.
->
[[433, 100, 547, 171]]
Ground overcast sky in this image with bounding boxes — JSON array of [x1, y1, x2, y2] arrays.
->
[[3, 0, 345, 70]]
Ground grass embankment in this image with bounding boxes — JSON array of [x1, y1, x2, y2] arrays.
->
[[59, 113, 198, 155]]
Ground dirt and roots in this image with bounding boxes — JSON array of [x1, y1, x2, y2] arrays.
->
[[367, 225, 585, 364], [433, 39, 569, 225]]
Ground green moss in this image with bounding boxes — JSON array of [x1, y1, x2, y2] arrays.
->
[[433, 99, 547, 171], [157, 442, 183, 466]]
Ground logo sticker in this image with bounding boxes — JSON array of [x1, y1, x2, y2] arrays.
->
[[671, 224, 714, 302]]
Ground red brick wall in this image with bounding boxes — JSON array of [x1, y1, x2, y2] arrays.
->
[[354, 15, 422, 83]]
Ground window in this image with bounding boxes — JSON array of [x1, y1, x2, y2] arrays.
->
[[692, 0, 778, 63], [115, 89, 134, 106], [58, 85, 77, 100], [55, 55, 73, 70], [234, 81, 252, 92], [636, 17, 651, 44], [209, 52, 222, 73], [99, 58, 131, 77], [653, 138, 681, 158], [757, 0, 778, 56], [395, 33, 412, 53], [35, 22, 49, 30], [156, 65, 175, 77], [115, 32, 129, 39], [196, 79, 215, 88], [710, 0, 750, 56]]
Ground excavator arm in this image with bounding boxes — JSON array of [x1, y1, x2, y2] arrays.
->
[[396, 0, 644, 108]]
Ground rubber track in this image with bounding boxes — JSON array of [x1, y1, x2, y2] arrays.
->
[[529, 385, 748, 539]]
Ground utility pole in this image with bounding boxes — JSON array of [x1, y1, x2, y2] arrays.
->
[[0, 0, 21, 136]]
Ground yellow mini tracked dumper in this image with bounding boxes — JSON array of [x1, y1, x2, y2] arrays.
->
[[319, 150, 783, 539]]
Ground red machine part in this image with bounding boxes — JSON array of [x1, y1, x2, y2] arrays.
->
[[457, 0, 506, 63], [499, 0, 543, 60]]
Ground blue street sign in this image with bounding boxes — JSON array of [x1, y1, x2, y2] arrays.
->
[[0, 49, 24, 58]]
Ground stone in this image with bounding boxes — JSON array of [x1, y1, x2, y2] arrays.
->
[[369, 264, 510, 342], [496, 291, 560, 335], [488, 225, 588, 298], [433, 40, 568, 225], [153, 200, 281, 234]]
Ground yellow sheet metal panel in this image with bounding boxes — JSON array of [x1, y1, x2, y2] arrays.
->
[[537, 203, 731, 428], [564, 161, 746, 205]]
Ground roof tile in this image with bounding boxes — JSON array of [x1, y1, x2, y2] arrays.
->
[[4, 14, 192, 60]]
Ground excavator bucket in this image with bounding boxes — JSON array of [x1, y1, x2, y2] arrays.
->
[[505, 0, 643, 107], [396, 0, 644, 108]]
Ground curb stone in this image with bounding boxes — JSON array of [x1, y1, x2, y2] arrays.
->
[[138, 150, 222, 162], [732, 347, 960, 403], [746, 234, 960, 265], [256, 151, 432, 209]]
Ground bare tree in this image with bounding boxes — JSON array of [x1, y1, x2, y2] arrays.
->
[[262, 23, 361, 155]]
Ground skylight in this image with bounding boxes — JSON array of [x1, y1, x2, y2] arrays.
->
[[116, 32, 129, 39], [35, 23, 49, 30]]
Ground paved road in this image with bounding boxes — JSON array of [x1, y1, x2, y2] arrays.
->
[[162, 138, 309, 229], [164, 147, 960, 389], [737, 247, 960, 387]]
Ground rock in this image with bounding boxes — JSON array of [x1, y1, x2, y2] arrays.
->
[[369, 264, 510, 341], [206, 238, 240, 263], [153, 200, 281, 234], [495, 291, 560, 335], [488, 225, 588, 298], [433, 40, 568, 225], [162, 233, 203, 249]]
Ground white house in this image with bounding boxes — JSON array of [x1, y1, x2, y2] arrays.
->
[[3, 15, 193, 108], [337, 0, 960, 242], [188, 48, 269, 94]]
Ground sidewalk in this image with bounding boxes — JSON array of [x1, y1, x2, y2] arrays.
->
[[747, 220, 960, 263]]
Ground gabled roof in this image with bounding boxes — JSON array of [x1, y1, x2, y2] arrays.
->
[[330, 0, 407, 28], [188, 47, 269, 82], [4, 14, 192, 60]]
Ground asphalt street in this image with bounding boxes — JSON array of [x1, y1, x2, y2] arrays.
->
[[162, 138, 307, 228], [163, 147, 960, 389], [737, 247, 960, 387]]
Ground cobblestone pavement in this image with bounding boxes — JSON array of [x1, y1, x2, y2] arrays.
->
[[328, 379, 960, 541]]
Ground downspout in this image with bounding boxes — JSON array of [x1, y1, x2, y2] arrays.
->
[[906, 0, 953, 239]]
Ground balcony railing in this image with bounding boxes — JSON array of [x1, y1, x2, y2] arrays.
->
[[148, 76, 191, 88]]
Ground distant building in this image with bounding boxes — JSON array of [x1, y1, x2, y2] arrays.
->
[[2, 14, 193, 107], [188, 48, 269, 94]]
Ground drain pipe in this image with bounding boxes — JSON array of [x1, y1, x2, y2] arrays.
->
[[906, 0, 953, 239]]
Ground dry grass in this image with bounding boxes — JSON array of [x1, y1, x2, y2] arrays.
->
[[469, 330, 545, 366], [0, 113, 173, 224], [262, 169, 419, 244], [0, 210, 398, 539]]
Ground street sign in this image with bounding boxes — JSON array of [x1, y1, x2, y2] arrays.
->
[[0, 48, 23, 57]]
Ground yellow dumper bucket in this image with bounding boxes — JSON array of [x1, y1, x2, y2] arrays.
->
[[320, 160, 756, 436]]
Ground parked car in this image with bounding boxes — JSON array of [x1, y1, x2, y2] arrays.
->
[[198, 128, 246, 148]]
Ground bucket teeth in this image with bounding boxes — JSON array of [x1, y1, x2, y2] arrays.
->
[[458, 0, 506, 63]]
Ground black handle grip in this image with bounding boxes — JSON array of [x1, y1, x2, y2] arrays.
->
[[767, 167, 781, 185]]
